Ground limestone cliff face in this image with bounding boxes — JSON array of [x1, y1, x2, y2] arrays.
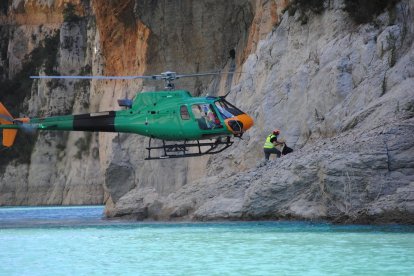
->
[[106, 0, 414, 223], [95, 0, 256, 212], [0, 0, 413, 224], [0, 0, 103, 205], [0, 0, 255, 205]]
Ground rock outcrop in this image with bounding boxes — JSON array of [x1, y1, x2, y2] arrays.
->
[[0, 0, 413, 224], [0, 0, 103, 205], [105, 0, 414, 224]]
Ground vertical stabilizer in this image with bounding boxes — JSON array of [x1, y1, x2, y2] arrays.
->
[[0, 102, 17, 147], [3, 129, 18, 147]]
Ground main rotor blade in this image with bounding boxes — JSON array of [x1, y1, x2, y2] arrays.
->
[[176, 72, 220, 78], [19, 123, 37, 134], [176, 72, 224, 78], [30, 75, 155, 80], [176, 71, 243, 79], [30, 71, 243, 80]]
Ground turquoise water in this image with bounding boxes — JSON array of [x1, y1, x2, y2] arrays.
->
[[1, 206, 414, 275]]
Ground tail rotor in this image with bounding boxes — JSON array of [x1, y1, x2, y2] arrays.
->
[[0, 102, 32, 147]]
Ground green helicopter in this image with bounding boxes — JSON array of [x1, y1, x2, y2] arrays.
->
[[0, 71, 254, 159]]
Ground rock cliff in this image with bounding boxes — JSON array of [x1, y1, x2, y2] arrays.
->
[[104, 0, 414, 224], [0, 0, 413, 223], [0, 0, 103, 205]]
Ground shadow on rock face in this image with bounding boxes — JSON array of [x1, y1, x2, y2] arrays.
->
[[105, 163, 136, 203]]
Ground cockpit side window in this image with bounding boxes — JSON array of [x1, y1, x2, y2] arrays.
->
[[180, 105, 190, 120], [191, 104, 222, 130]]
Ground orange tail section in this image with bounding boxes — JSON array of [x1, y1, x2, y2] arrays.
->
[[3, 129, 18, 147], [0, 102, 17, 147], [0, 102, 13, 122]]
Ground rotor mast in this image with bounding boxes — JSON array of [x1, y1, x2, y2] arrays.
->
[[159, 71, 177, 90]]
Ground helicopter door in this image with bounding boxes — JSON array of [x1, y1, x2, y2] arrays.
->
[[179, 105, 198, 137], [191, 104, 222, 130]]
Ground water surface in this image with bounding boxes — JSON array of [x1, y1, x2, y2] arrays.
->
[[1, 206, 413, 275]]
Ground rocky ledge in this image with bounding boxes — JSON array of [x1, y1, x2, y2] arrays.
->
[[106, 113, 414, 224]]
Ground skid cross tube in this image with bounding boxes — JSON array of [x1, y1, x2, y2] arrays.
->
[[145, 136, 233, 160]]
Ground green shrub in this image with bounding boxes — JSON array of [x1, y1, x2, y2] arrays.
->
[[0, 132, 38, 174], [0, 0, 8, 15], [0, 31, 60, 110], [74, 132, 92, 159], [0, 32, 60, 171], [286, 0, 325, 16], [344, 0, 399, 24], [63, 3, 81, 23], [0, 26, 9, 67], [79, 64, 92, 76]]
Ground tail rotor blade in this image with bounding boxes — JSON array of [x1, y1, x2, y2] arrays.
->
[[19, 123, 37, 134], [0, 114, 14, 123]]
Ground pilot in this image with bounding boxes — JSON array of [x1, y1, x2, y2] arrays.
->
[[201, 105, 216, 128], [206, 109, 220, 127]]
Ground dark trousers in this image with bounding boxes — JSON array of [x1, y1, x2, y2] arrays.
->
[[264, 147, 281, 160]]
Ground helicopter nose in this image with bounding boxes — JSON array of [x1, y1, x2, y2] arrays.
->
[[238, 114, 254, 131], [224, 114, 254, 135]]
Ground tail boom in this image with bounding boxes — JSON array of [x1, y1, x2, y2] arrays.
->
[[1, 103, 124, 147]]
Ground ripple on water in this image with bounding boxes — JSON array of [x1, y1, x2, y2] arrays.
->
[[1, 206, 413, 275]]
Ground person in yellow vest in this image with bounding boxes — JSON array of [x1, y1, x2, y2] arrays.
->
[[263, 129, 286, 160]]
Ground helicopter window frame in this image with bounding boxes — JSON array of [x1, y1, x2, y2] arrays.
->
[[191, 103, 222, 130], [215, 99, 244, 117], [180, 105, 190, 120], [214, 101, 234, 119]]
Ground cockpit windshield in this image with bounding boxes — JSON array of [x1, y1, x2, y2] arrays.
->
[[215, 100, 244, 119]]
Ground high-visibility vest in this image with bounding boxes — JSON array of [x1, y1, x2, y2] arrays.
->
[[263, 134, 276, 149]]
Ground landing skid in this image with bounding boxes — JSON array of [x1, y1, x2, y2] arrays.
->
[[145, 136, 233, 160]]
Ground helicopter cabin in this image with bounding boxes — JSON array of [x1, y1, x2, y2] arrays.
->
[[114, 89, 247, 141], [131, 90, 192, 110]]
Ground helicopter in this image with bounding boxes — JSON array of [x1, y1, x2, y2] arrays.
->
[[0, 71, 254, 160]]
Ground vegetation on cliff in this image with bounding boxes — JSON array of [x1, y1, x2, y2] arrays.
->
[[286, 0, 325, 16], [63, 3, 82, 25], [344, 0, 399, 24], [0, 0, 412, 221], [0, 31, 60, 172], [0, 1, 8, 15], [286, 0, 399, 25]]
